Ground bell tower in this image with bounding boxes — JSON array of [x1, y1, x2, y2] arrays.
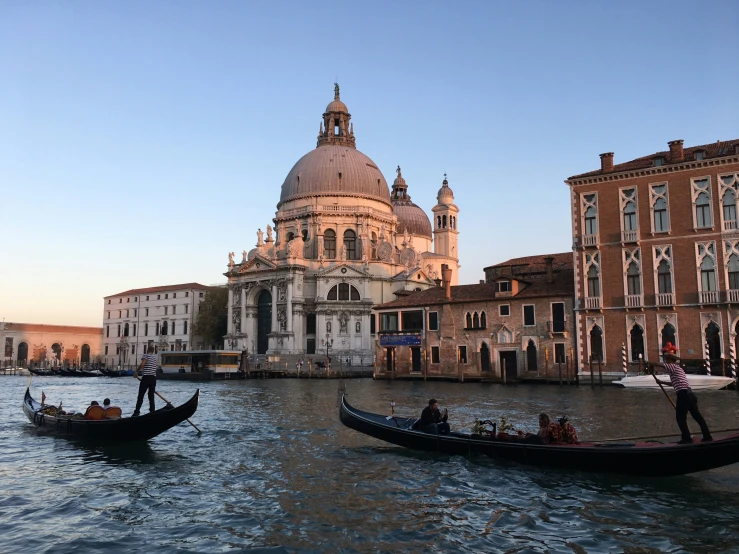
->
[[317, 83, 356, 148], [432, 174, 459, 260]]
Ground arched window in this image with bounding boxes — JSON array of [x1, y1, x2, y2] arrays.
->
[[623, 201, 637, 231], [630, 324, 644, 362], [473, 312, 480, 328], [653, 195, 668, 232], [480, 311, 487, 329], [626, 262, 641, 295], [324, 230, 336, 259], [590, 325, 603, 362], [661, 323, 676, 350], [696, 192, 712, 228], [371, 232, 378, 259], [724, 189, 737, 226], [657, 260, 672, 293], [705, 322, 721, 372], [327, 283, 361, 301], [442, 215, 447, 228], [701, 256, 716, 291], [344, 230, 357, 260], [437, 216, 441, 228], [286, 232, 295, 242], [587, 265, 600, 297], [466, 312, 472, 328], [124, 322, 130, 337], [526, 339, 538, 372], [584, 204, 598, 234], [480, 342, 490, 372], [729, 254, 739, 290]]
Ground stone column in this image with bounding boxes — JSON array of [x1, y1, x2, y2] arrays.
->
[[287, 280, 293, 332], [240, 285, 247, 334], [227, 286, 234, 334], [271, 283, 278, 332]]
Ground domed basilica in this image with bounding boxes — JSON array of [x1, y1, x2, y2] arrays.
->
[[224, 85, 460, 362]]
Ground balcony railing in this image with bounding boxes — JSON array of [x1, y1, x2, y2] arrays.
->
[[724, 220, 738, 231], [656, 292, 674, 306], [584, 296, 601, 309], [580, 234, 598, 247], [699, 290, 721, 304], [546, 320, 567, 334], [727, 289, 739, 303], [621, 229, 639, 243], [625, 294, 643, 308]]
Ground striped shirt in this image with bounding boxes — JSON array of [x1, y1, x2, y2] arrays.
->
[[663, 362, 691, 392], [140, 353, 159, 376]]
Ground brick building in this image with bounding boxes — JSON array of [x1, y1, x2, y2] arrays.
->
[[566, 139, 739, 377], [372, 254, 575, 381]]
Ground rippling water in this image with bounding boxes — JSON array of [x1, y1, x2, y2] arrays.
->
[[3, 375, 739, 553]]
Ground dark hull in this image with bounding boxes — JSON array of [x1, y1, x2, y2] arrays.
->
[[100, 369, 134, 377], [58, 369, 101, 377], [29, 368, 56, 376], [339, 396, 739, 477], [23, 388, 199, 442]]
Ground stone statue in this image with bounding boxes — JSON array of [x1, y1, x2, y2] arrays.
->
[[355, 321, 361, 333], [380, 223, 386, 240], [266, 225, 273, 242], [339, 312, 348, 334], [228, 252, 234, 268], [334, 82, 340, 98], [242, 250, 247, 263], [326, 321, 332, 333], [278, 281, 287, 302], [257, 228, 264, 246], [277, 308, 286, 331], [340, 244, 347, 261], [403, 229, 410, 246]]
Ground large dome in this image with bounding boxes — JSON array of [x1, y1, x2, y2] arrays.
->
[[279, 145, 391, 207]]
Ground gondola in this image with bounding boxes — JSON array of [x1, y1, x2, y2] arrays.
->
[[28, 367, 56, 376], [58, 368, 101, 377], [99, 368, 135, 377], [23, 387, 199, 442], [339, 396, 739, 477]]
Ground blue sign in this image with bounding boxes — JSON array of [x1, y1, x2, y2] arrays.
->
[[379, 333, 422, 347]]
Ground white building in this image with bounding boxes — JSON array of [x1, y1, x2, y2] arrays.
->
[[102, 282, 218, 367], [224, 85, 460, 363]]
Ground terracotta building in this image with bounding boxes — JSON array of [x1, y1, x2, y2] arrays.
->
[[566, 138, 739, 377], [372, 253, 575, 381], [1, 321, 103, 366]]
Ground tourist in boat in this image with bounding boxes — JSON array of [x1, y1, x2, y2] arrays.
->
[[523, 413, 558, 444], [419, 398, 450, 435], [557, 416, 579, 444], [133, 346, 159, 416], [84, 401, 104, 420], [651, 343, 713, 444]]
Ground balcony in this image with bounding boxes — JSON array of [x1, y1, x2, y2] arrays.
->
[[621, 229, 639, 243], [584, 296, 601, 310], [656, 292, 674, 307], [625, 294, 643, 308], [727, 289, 739, 303], [699, 290, 721, 304], [578, 234, 598, 247], [724, 220, 738, 232], [547, 320, 569, 338]]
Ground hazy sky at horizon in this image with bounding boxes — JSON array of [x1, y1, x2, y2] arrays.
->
[[2, 1, 738, 327]]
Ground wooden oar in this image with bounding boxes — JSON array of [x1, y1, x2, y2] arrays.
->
[[649, 364, 677, 409], [596, 427, 739, 442], [135, 375, 201, 434]]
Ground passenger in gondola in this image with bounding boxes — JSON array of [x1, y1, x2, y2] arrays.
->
[[420, 398, 450, 435], [523, 413, 559, 444], [103, 398, 122, 419], [84, 401, 105, 420], [557, 416, 579, 444]]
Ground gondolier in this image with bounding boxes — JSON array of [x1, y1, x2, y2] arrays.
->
[[133, 346, 159, 416], [651, 343, 713, 444]]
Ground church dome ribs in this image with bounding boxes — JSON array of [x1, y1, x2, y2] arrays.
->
[[390, 166, 433, 239]]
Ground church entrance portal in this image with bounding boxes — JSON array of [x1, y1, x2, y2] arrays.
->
[[257, 290, 272, 354]]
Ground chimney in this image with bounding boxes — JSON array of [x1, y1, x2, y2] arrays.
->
[[668, 140, 684, 163], [600, 152, 614, 173], [544, 256, 554, 283], [441, 264, 452, 301]]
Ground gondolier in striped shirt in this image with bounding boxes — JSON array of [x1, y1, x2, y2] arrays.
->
[[651, 343, 713, 444], [133, 346, 159, 416]]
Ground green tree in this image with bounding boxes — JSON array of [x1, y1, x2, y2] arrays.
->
[[193, 288, 228, 349]]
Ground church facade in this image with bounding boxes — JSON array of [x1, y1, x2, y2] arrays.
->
[[223, 86, 460, 363]]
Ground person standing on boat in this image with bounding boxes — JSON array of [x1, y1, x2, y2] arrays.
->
[[420, 399, 450, 435], [133, 346, 158, 416], [651, 343, 713, 444]]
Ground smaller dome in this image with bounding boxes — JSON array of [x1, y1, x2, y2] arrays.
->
[[326, 98, 348, 113], [437, 174, 454, 200], [394, 201, 433, 239]]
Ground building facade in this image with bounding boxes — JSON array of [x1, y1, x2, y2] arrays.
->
[[1, 322, 103, 367], [223, 85, 460, 364], [102, 283, 217, 367], [566, 138, 739, 376], [372, 254, 575, 381]]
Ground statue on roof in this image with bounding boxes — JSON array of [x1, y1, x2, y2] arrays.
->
[[257, 228, 264, 246], [397, 165, 401, 176], [334, 82, 340, 99]]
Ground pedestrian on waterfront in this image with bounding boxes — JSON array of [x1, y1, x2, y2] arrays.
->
[[133, 345, 158, 416], [651, 343, 713, 444], [419, 398, 450, 435]]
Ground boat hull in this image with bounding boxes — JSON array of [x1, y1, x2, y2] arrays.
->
[[23, 388, 199, 442], [613, 375, 734, 390], [339, 396, 739, 476]]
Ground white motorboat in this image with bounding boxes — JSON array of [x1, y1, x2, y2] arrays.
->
[[613, 374, 734, 390]]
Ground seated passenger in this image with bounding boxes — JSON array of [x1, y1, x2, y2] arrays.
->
[[103, 398, 122, 419], [557, 416, 579, 444], [84, 401, 105, 420], [419, 398, 450, 435], [524, 413, 560, 444]]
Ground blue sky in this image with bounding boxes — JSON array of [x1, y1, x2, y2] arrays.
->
[[2, 1, 738, 326]]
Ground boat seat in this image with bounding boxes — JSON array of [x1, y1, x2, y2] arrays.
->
[[104, 407, 122, 419], [83, 405, 105, 420], [407, 418, 420, 430]]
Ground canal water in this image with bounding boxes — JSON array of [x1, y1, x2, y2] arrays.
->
[[3, 376, 739, 553]]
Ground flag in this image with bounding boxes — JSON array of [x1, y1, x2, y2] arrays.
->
[[41, 391, 46, 405]]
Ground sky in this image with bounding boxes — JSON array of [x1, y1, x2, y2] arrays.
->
[[2, 1, 738, 327]]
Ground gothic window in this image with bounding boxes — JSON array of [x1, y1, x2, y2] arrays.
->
[[371, 232, 378, 259], [324, 229, 336, 259], [624, 248, 641, 296], [587, 265, 600, 297], [630, 324, 645, 362], [582, 193, 598, 235], [590, 325, 603, 362], [692, 178, 713, 229], [466, 312, 472, 328], [344, 230, 357, 260], [473, 312, 480, 328], [327, 284, 361, 301], [650, 184, 670, 233], [720, 173, 739, 231], [697, 242, 717, 292], [658, 260, 672, 293], [480, 311, 487, 328], [620, 188, 637, 231], [661, 323, 676, 350], [729, 254, 739, 290]]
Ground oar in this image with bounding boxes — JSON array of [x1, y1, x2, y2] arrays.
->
[[596, 427, 739, 442], [649, 363, 677, 409], [135, 375, 201, 434]]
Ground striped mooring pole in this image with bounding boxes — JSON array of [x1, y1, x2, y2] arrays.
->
[[705, 341, 712, 375], [621, 343, 628, 375], [730, 339, 737, 379]]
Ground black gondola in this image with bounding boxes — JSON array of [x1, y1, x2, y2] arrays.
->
[[57, 368, 101, 377], [23, 388, 199, 442], [28, 368, 56, 376], [339, 396, 739, 477]]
